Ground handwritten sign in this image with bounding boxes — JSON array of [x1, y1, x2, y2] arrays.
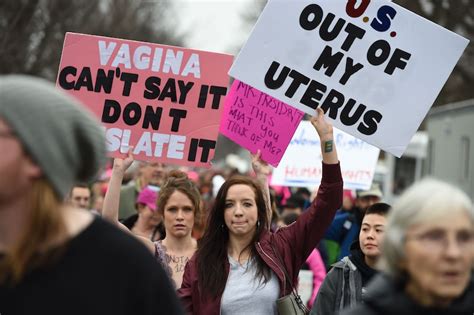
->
[[271, 121, 380, 189], [56, 32, 233, 167], [219, 80, 304, 167], [230, 0, 469, 157]]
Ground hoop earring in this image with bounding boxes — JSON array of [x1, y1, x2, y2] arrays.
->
[[257, 220, 260, 228]]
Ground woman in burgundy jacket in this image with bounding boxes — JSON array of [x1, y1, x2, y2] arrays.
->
[[178, 108, 343, 314]]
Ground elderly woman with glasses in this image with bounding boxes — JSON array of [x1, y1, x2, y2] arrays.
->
[[342, 178, 474, 315]]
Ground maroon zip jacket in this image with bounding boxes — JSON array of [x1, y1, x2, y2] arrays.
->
[[178, 162, 343, 315]]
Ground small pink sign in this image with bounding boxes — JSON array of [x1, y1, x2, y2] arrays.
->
[[56, 32, 233, 168], [220, 80, 304, 167]]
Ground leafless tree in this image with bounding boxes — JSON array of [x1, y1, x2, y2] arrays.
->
[[0, 0, 184, 80]]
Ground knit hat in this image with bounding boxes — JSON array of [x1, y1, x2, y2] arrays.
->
[[356, 183, 383, 199], [0, 75, 106, 199]]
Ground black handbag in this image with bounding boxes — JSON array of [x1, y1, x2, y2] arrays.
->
[[271, 242, 310, 315]]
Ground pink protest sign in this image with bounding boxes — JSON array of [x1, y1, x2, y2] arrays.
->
[[220, 80, 304, 167], [56, 32, 233, 168]]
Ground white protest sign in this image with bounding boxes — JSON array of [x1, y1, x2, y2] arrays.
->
[[230, 0, 469, 157], [271, 121, 380, 189]]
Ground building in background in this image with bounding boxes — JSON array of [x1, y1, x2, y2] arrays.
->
[[425, 99, 474, 198], [374, 99, 474, 203]]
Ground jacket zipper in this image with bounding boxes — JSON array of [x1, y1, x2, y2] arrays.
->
[[257, 242, 286, 295]]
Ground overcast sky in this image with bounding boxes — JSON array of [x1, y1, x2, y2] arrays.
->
[[171, 0, 261, 55]]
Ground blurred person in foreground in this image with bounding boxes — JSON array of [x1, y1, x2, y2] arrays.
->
[[341, 179, 474, 315], [0, 75, 182, 315]]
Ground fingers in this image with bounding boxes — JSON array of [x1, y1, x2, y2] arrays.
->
[[250, 149, 261, 164], [311, 108, 326, 125], [316, 107, 324, 119], [127, 146, 135, 160]]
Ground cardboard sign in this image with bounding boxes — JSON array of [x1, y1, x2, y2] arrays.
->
[[219, 80, 304, 167], [57, 32, 233, 167], [229, 0, 469, 157], [271, 121, 380, 189]]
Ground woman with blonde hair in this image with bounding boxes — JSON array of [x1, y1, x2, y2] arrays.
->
[[342, 178, 474, 315]]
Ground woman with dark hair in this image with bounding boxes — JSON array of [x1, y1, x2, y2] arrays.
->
[[311, 203, 392, 315], [178, 108, 343, 314]]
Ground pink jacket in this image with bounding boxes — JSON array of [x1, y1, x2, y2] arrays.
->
[[177, 163, 343, 315], [306, 249, 327, 309]]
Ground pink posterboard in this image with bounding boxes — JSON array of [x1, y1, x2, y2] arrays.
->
[[220, 80, 304, 167], [56, 32, 233, 168]]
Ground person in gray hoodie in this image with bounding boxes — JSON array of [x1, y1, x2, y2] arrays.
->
[[311, 203, 391, 315]]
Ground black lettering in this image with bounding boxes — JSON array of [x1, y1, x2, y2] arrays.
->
[[385, 49, 411, 75], [313, 45, 344, 77], [187, 138, 199, 162], [285, 70, 310, 98], [209, 86, 227, 109], [264, 61, 290, 90], [120, 72, 138, 96], [198, 139, 216, 163], [340, 100, 366, 126], [197, 85, 208, 108], [319, 13, 345, 42], [168, 108, 187, 132], [341, 23, 366, 52], [340, 57, 364, 85], [358, 110, 382, 135], [76, 67, 93, 91], [321, 89, 345, 119], [367, 40, 391, 66], [300, 80, 327, 110], [95, 69, 114, 93], [101, 99, 121, 124], [142, 106, 163, 130], [178, 80, 194, 104], [143, 76, 161, 99], [158, 78, 177, 103], [58, 66, 77, 90], [299, 4, 324, 30], [123, 102, 141, 126]]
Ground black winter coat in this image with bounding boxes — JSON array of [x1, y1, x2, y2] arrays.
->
[[340, 273, 474, 315]]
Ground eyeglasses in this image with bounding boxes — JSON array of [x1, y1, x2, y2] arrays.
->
[[406, 229, 474, 251]]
